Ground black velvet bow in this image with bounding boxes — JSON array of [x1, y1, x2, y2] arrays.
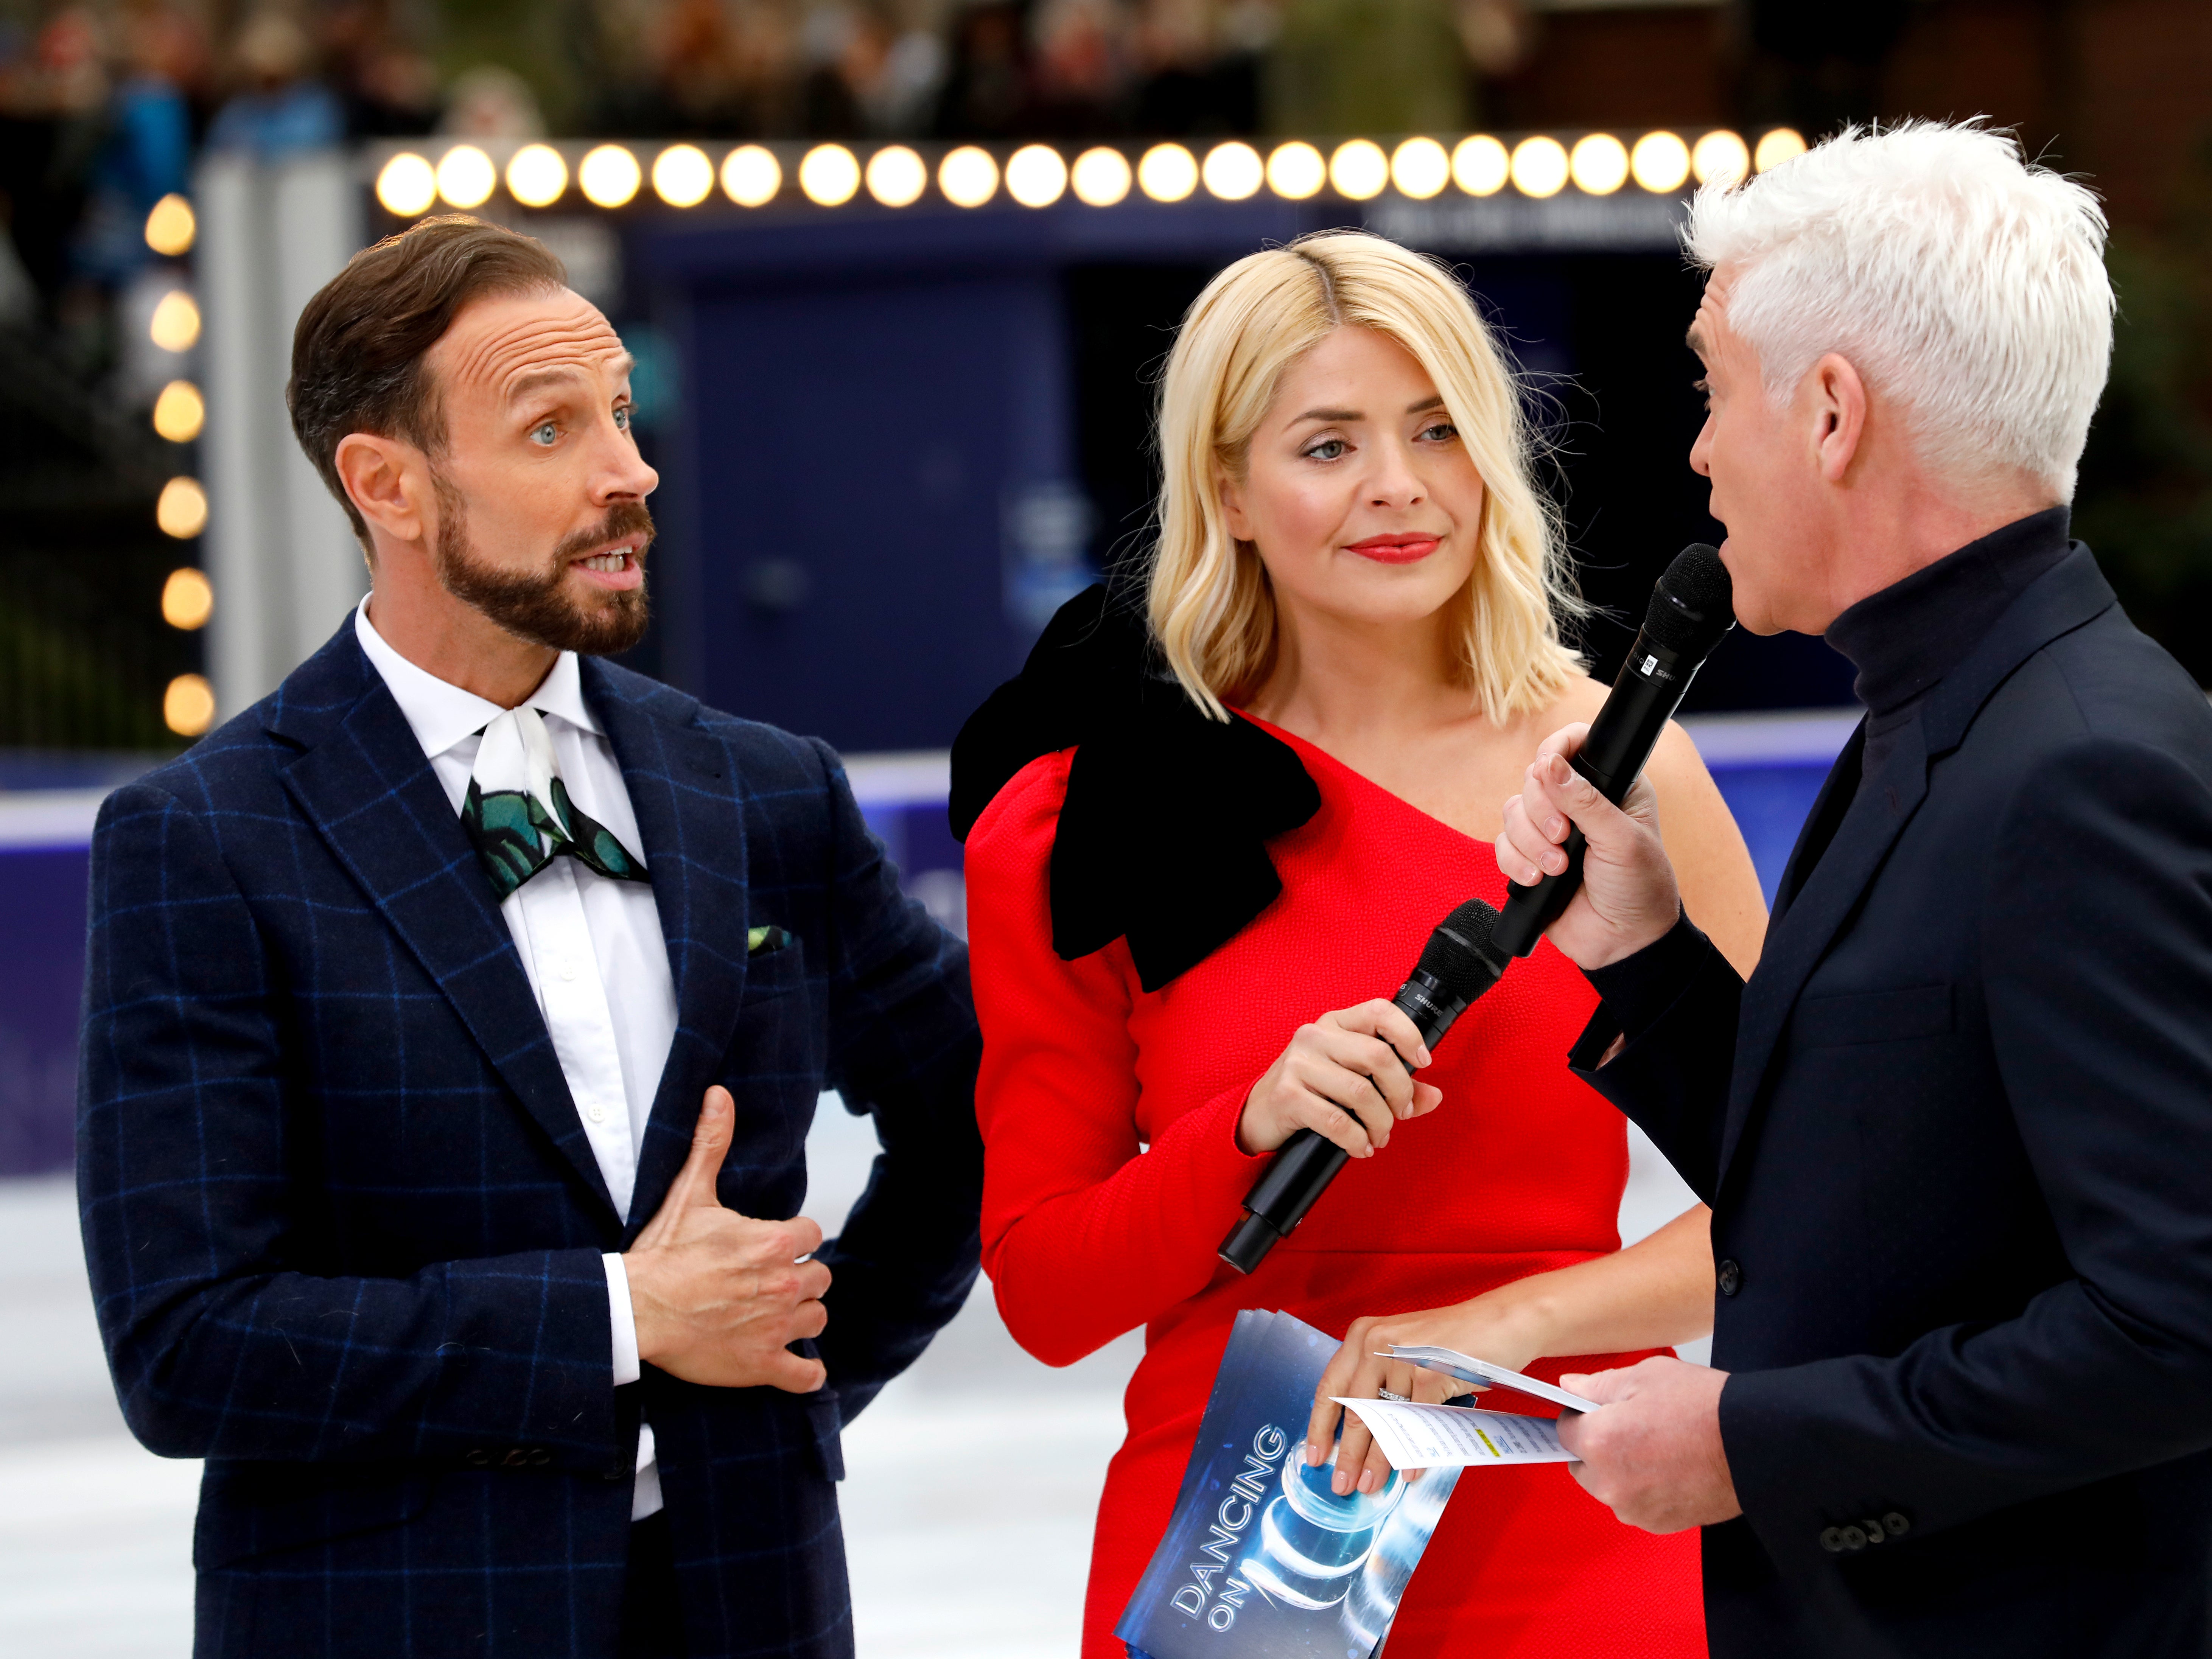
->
[[949, 583, 1321, 993]]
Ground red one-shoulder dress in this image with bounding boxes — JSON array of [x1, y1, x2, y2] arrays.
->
[[964, 716, 1705, 1659]]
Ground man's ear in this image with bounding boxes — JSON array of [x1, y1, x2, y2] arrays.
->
[[1807, 353, 1870, 486], [333, 433, 431, 549]]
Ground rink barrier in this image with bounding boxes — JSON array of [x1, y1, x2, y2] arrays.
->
[[0, 712, 1850, 1176]]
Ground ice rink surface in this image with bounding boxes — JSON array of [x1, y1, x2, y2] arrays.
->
[[0, 1100, 1700, 1657]]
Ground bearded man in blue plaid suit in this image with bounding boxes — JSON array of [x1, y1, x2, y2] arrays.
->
[[76, 217, 983, 1659]]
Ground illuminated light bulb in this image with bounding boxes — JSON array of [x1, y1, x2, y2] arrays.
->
[[143, 193, 194, 257], [1390, 137, 1450, 200], [722, 145, 781, 207], [156, 476, 208, 540], [1569, 133, 1629, 196], [1692, 129, 1749, 186], [1630, 131, 1691, 194], [1137, 143, 1197, 203], [1755, 127, 1807, 173], [652, 144, 714, 207], [435, 144, 495, 208], [798, 143, 860, 207], [1329, 139, 1388, 201], [163, 673, 215, 737], [939, 145, 999, 208], [1006, 143, 1069, 207], [1510, 135, 1568, 199], [866, 145, 927, 207], [1201, 141, 1262, 201], [1266, 141, 1325, 200], [152, 380, 204, 444], [148, 289, 200, 353], [1452, 135, 1509, 196], [578, 145, 642, 208], [374, 152, 436, 217], [160, 568, 213, 631], [506, 143, 568, 207], [1071, 146, 1132, 207]]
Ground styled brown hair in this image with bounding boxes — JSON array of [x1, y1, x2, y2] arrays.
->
[[288, 215, 567, 548]]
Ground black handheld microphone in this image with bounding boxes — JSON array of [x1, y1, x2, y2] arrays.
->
[[1489, 543, 1736, 959], [1219, 896, 1510, 1275]]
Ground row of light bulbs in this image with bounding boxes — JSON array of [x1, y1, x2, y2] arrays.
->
[[376, 127, 1806, 219], [141, 190, 218, 737]]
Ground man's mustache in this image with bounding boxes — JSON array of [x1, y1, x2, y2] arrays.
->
[[554, 502, 656, 566]]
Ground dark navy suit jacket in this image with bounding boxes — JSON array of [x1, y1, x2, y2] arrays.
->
[[1574, 546, 2212, 1656], [76, 623, 983, 1659]]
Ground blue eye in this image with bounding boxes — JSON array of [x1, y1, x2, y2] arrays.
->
[[531, 421, 557, 446], [613, 406, 631, 433], [1305, 439, 1346, 461], [1419, 422, 1457, 443]]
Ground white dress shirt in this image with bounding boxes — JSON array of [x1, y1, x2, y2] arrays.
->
[[356, 600, 674, 1520]]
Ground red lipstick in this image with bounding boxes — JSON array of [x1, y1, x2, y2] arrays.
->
[[1344, 533, 1441, 565]]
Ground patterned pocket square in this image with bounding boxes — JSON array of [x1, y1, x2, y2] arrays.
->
[[747, 924, 793, 956]]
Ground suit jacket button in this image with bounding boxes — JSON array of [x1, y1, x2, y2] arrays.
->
[[1882, 1511, 1911, 1537], [1820, 1527, 1845, 1553], [465, 1448, 490, 1468], [1717, 1259, 1742, 1297], [1861, 1517, 1887, 1543], [1840, 1525, 1867, 1551], [502, 1448, 529, 1468], [529, 1448, 551, 1466]]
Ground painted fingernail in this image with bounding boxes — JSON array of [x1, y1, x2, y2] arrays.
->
[[1305, 1441, 1322, 1466], [1416, 1045, 1432, 1067], [1332, 1468, 1352, 1496], [1358, 1468, 1379, 1494]]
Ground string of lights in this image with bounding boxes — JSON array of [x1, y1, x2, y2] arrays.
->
[[372, 129, 1809, 219]]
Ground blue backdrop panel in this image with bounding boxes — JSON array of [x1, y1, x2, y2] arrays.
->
[[0, 844, 88, 1174], [682, 270, 1054, 751]]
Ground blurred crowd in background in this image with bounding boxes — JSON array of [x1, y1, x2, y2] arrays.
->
[[0, 0, 1944, 362], [0, 0, 2207, 761]]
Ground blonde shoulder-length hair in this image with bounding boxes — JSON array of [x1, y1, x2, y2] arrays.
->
[[1147, 229, 1584, 722]]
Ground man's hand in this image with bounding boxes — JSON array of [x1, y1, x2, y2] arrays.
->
[[622, 1086, 831, 1392], [1495, 723, 1683, 970], [1554, 1357, 1740, 1533]]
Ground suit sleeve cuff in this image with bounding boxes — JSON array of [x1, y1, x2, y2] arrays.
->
[[1582, 912, 1713, 1045], [603, 1252, 641, 1387]]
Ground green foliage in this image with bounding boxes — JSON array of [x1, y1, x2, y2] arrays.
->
[[2073, 154, 2212, 687], [0, 599, 174, 748], [1266, 0, 1469, 138]]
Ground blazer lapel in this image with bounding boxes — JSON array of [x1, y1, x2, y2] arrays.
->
[[1768, 720, 1865, 930], [1718, 721, 1930, 1182], [584, 664, 752, 1233], [269, 628, 618, 1221], [1713, 544, 2120, 1190]]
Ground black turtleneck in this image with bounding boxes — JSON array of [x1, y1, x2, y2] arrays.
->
[[1578, 505, 2078, 1045], [1825, 505, 2074, 797]]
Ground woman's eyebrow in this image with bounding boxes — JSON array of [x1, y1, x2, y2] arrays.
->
[[1291, 406, 1361, 424], [1407, 394, 1446, 414]]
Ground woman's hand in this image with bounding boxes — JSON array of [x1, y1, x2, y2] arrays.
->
[[1237, 1000, 1441, 1158], [1304, 1294, 1552, 1497]]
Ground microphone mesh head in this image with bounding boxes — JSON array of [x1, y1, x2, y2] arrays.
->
[[1642, 543, 1734, 657], [1416, 896, 1510, 1002]]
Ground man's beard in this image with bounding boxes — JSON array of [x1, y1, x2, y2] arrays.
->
[[431, 476, 653, 657]]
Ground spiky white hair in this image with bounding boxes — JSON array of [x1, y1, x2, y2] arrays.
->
[[1685, 120, 2113, 499]]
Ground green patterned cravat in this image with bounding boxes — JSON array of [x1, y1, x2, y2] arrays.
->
[[459, 705, 650, 902]]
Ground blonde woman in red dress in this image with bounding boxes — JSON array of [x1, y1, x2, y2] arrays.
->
[[950, 230, 1766, 1657]]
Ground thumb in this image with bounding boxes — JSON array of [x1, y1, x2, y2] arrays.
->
[[1559, 1367, 1631, 1406], [1537, 753, 1638, 848], [663, 1086, 735, 1214]]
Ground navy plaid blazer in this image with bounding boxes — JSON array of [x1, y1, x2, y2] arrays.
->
[[77, 622, 983, 1659]]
